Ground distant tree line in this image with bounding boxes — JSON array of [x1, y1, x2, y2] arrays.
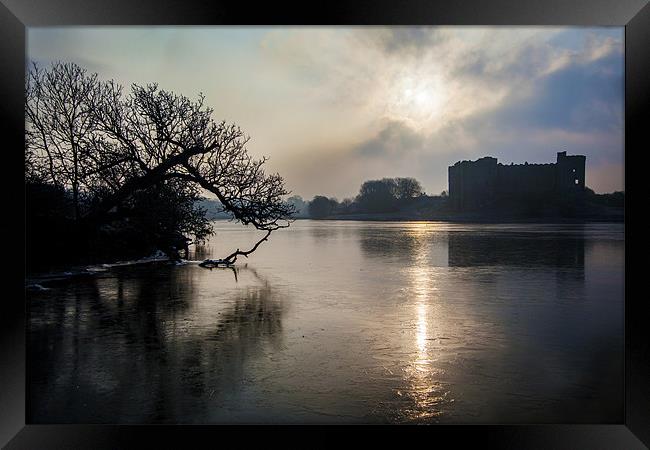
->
[[584, 188, 624, 208], [284, 177, 449, 219]]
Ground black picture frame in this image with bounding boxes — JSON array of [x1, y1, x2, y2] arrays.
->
[[1, 0, 647, 448]]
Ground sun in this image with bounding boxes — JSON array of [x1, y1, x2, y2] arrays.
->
[[387, 73, 446, 129]]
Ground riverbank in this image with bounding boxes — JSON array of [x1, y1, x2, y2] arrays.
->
[[297, 210, 624, 223], [26, 211, 623, 277]]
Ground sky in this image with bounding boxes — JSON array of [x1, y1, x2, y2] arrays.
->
[[28, 26, 624, 198]]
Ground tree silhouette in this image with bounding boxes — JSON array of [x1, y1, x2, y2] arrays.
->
[[26, 62, 101, 221], [355, 178, 398, 213], [395, 177, 423, 199], [26, 62, 295, 264], [308, 195, 336, 218]]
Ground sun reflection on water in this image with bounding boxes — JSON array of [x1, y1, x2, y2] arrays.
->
[[416, 302, 428, 354], [398, 223, 452, 422]]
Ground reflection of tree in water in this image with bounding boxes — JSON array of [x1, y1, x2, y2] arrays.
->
[[28, 264, 285, 423], [167, 267, 284, 421], [357, 227, 426, 261], [308, 225, 341, 241], [210, 273, 282, 347], [190, 243, 212, 261]]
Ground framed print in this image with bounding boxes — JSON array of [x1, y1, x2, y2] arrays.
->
[[1, 0, 648, 448]]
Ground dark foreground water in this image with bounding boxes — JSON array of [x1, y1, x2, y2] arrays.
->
[[27, 221, 624, 424]]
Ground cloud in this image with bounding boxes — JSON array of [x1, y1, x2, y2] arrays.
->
[[481, 49, 623, 134], [355, 120, 425, 157], [361, 27, 449, 55], [27, 27, 625, 198], [448, 31, 624, 192]]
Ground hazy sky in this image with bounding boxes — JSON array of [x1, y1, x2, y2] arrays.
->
[[28, 27, 624, 198]]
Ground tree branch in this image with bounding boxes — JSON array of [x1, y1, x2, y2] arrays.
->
[[222, 228, 272, 264]]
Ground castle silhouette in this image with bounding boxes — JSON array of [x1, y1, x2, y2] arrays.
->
[[448, 151, 585, 210]]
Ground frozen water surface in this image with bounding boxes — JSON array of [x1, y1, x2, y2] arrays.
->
[[27, 220, 624, 424]]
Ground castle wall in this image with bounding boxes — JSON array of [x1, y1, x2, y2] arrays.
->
[[448, 152, 586, 211], [496, 163, 557, 196]]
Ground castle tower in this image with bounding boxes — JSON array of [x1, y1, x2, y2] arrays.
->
[[555, 151, 586, 192]]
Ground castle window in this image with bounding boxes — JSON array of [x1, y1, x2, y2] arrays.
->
[[574, 179, 579, 185], [572, 168, 576, 173]]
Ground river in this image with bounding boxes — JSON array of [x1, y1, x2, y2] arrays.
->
[[27, 220, 624, 424]]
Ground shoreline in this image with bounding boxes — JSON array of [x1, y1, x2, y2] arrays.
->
[[27, 217, 623, 279], [289, 214, 624, 224]]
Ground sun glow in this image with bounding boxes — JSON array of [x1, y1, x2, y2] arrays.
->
[[386, 72, 447, 129]]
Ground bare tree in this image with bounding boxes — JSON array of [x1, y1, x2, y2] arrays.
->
[[26, 62, 102, 220], [26, 62, 295, 264], [93, 82, 295, 263], [395, 177, 423, 199]]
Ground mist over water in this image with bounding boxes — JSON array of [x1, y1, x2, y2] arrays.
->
[[28, 220, 624, 423]]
